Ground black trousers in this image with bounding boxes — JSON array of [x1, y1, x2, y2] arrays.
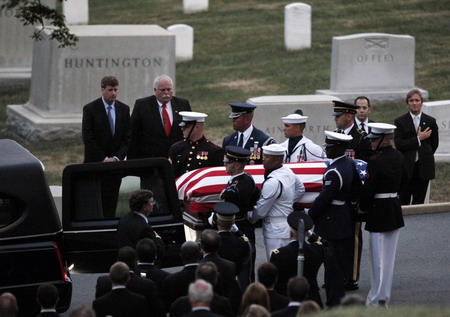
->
[[400, 162, 429, 205]]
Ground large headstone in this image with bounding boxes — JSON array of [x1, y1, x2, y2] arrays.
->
[[246, 95, 338, 146], [316, 33, 428, 104], [167, 24, 193, 62], [63, 0, 89, 25], [6, 25, 175, 141], [423, 100, 450, 162], [0, 0, 55, 84], [284, 3, 311, 50], [183, 0, 208, 14]]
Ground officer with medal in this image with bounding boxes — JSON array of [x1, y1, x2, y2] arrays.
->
[[222, 103, 275, 164], [220, 146, 259, 284], [307, 131, 362, 305], [168, 111, 224, 178]]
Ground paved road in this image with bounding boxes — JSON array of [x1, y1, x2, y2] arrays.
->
[[62, 212, 450, 315]]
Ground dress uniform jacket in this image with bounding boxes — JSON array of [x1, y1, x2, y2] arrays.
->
[[360, 146, 406, 232], [345, 124, 373, 162], [222, 126, 275, 164], [169, 136, 224, 178], [280, 136, 326, 163], [218, 231, 250, 275], [93, 288, 149, 317]]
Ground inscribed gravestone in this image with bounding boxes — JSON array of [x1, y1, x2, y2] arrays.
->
[[183, 0, 208, 14], [167, 24, 193, 62], [423, 100, 450, 162], [316, 33, 428, 104], [285, 3, 311, 50], [247, 95, 338, 146], [6, 24, 175, 141]]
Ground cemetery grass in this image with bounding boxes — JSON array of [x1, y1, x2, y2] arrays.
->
[[0, 0, 449, 202]]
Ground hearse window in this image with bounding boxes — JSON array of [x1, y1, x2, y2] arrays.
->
[[0, 196, 22, 229], [71, 168, 172, 221]]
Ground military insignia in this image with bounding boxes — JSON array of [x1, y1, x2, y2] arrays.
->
[[196, 151, 209, 160], [345, 149, 356, 160], [315, 237, 323, 246], [272, 249, 280, 254], [242, 235, 249, 242], [250, 141, 260, 160]]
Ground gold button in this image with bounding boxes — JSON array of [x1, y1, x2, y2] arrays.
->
[[187, 164, 190, 167], [188, 158, 192, 161], [189, 152, 193, 154]]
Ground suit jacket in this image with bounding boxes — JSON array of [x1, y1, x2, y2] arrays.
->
[[162, 264, 199, 311], [170, 294, 233, 317], [136, 263, 170, 294], [35, 313, 61, 317], [93, 288, 149, 317], [95, 272, 165, 317], [183, 308, 224, 317], [394, 112, 439, 180], [267, 289, 290, 312], [116, 211, 165, 257], [82, 97, 130, 162], [222, 126, 275, 164], [271, 304, 300, 317], [129, 95, 191, 159]]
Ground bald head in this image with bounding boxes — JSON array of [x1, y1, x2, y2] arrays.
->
[[0, 293, 18, 317]]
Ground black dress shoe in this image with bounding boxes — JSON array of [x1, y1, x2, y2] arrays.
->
[[344, 280, 359, 291]]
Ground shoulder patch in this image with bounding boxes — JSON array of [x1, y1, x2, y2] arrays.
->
[[272, 249, 280, 254]]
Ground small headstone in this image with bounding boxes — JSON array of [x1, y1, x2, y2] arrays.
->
[[423, 100, 450, 162], [63, 0, 89, 25], [6, 25, 175, 141], [167, 24, 193, 62], [247, 95, 338, 146], [316, 33, 428, 104], [284, 3, 311, 50], [183, 0, 208, 14]]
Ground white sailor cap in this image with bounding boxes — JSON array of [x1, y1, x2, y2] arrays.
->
[[366, 123, 396, 139], [179, 111, 208, 126], [323, 130, 353, 147], [262, 144, 287, 156], [281, 114, 308, 124]]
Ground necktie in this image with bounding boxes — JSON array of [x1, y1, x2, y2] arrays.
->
[[107, 105, 114, 135], [360, 122, 365, 132], [414, 116, 419, 132], [162, 104, 171, 136], [237, 133, 244, 147]]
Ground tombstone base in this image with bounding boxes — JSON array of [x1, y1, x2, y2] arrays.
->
[[434, 154, 450, 163], [315, 88, 429, 105], [0, 68, 31, 86], [6, 104, 81, 142]]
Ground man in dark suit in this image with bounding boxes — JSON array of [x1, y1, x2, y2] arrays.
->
[[162, 241, 201, 311], [394, 89, 439, 205], [136, 238, 169, 295], [95, 247, 165, 317], [82, 75, 130, 218], [93, 261, 149, 317], [170, 262, 233, 317], [222, 103, 275, 164], [186, 280, 224, 317], [35, 284, 61, 316], [117, 189, 165, 257], [257, 262, 289, 312], [354, 96, 374, 135], [129, 75, 191, 159], [272, 277, 310, 317]]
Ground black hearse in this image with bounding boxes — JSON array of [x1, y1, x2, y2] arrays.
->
[[0, 140, 185, 316]]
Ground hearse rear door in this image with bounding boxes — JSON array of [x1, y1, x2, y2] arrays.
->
[[62, 158, 185, 273]]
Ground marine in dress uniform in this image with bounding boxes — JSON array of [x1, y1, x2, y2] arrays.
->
[[360, 123, 406, 307], [280, 114, 326, 162], [222, 103, 275, 164], [248, 144, 305, 259], [307, 131, 362, 305], [169, 111, 224, 178]]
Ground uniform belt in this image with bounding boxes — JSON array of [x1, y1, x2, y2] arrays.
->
[[374, 192, 397, 199], [331, 200, 345, 205], [264, 217, 286, 223]]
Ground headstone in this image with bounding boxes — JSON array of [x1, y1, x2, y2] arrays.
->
[[284, 3, 311, 50], [6, 25, 175, 142], [0, 0, 55, 84], [316, 33, 428, 104], [167, 24, 193, 62], [183, 0, 208, 14], [246, 95, 338, 146], [63, 0, 89, 25], [423, 100, 450, 162]]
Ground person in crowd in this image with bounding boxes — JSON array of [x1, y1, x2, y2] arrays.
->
[[256, 262, 289, 312], [272, 277, 310, 317], [354, 96, 374, 135], [241, 304, 270, 317], [280, 114, 325, 162], [248, 144, 305, 259], [95, 246, 164, 317], [92, 261, 149, 317], [394, 89, 439, 205], [361, 123, 407, 307], [117, 190, 165, 257], [0, 293, 18, 317], [169, 111, 224, 178], [35, 284, 61, 316], [186, 279, 222, 317], [69, 305, 96, 317], [222, 103, 275, 164], [296, 300, 321, 315], [307, 131, 362, 306], [239, 283, 270, 316], [129, 75, 191, 159], [82, 75, 130, 218]]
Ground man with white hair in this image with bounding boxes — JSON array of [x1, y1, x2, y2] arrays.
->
[[248, 144, 305, 259], [187, 279, 219, 317], [280, 114, 326, 162]]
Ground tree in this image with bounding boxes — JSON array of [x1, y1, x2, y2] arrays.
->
[[1, 0, 78, 47]]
